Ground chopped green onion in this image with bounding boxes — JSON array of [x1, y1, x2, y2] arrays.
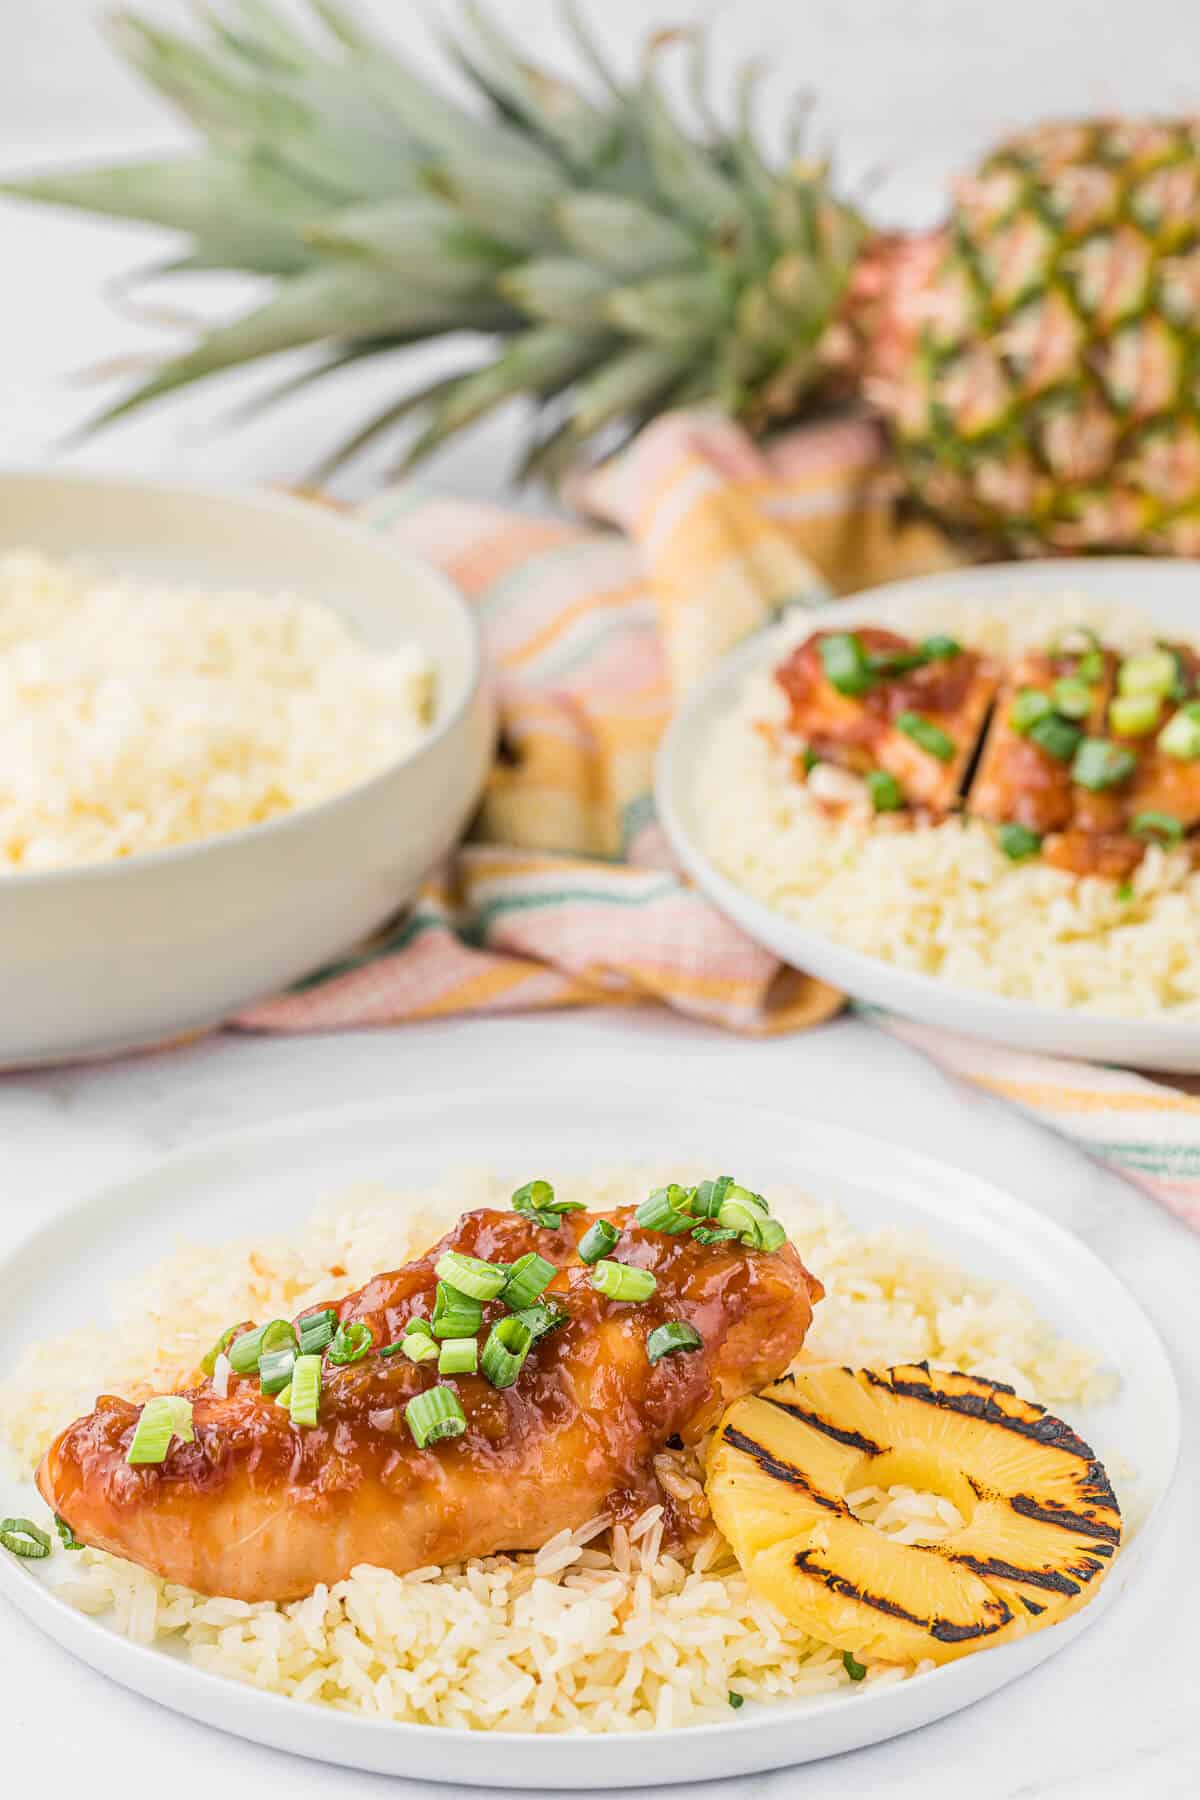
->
[[646, 1321, 704, 1364], [1158, 702, 1200, 760], [1158, 643, 1191, 701], [200, 1325, 239, 1377], [801, 746, 821, 773], [513, 1302, 569, 1342], [54, 1514, 83, 1551], [819, 632, 875, 697], [866, 769, 904, 813], [1052, 676, 1093, 720], [690, 1176, 734, 1220], [591, 1260, 657, 1302], [1009, 688, 1053, 735], [1110, 693, 1161, 737], [501, 1251, 557, 1309], [1116, 879, 1134, 903], [1077, 647, 1105, 683], [867, 647, 926, 677], [1029, 713, 1083, 762], [274, 1382, 292, 1409], [511, 1179, 585, 1230], [1051, 625, 1101, 658], [998, 822, 1042, 861], [691, 1225, 740, 1246], [895, 712, 955, 762], [327, 1320, 373, 1366], [227, 1323, 267, 1376], [751, 1218, 788, 1254], [1131, 810, 1185, 846], [636, 1185, 694, 1234], [0, 1518, 52, 1560], [432, 1281, 483, 1339], [258, 1345, 296, 1396], [715, 1191, 786, 1251], [1118, 648, 1176, 699], [381, 1317, 437, 1358], [438, 1336, 479, 1376], [843, 1650, 867, 1682], [577, 1220, 620, 1264], [728, 1690, 745, 1711], [289, 1354, 322, 1428], [1071, 737, 1137, 792], [126, 1395, 195, 1466], [920, 635, 961, 661], [723, 1183, 769, 1215], [297, 1308, 338, 1357], [405, 1385, 467, 1449], [481, 1314, 534, 1389], [434, 1251, 509, 1302], [229, 1318, 295, 1377], [715, 1198, 764, 1240]]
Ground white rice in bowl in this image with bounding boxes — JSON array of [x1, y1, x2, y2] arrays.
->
[[0, 1169, 1121, 1733], [694, 593, 1200, 1017], [0, 549, 433, 873]]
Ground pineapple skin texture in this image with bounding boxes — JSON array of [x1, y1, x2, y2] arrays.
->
[[707, 1362, 1122, 1668], [862, 121, 1200, 556], [19, 10, 1200, 555]]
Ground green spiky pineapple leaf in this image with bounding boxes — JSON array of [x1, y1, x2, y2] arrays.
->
[[2, 0, 864, 476]]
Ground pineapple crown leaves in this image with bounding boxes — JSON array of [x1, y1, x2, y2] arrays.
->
[[4, 0, 869, 477]]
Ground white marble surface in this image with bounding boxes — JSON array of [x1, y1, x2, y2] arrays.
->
[[1, 1, 1199, 1791]]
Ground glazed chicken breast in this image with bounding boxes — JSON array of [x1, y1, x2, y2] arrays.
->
[[39, 1203, 821, 1603]]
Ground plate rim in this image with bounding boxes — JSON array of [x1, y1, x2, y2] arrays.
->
[[0, 1086, 1180, 1775], [0, 468, 486, 892], [655, 557, 1200, 1053]]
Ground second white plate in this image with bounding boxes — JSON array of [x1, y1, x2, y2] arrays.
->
[[657, 557, 1200, 1070], [0, 1085, 1179, 1786]]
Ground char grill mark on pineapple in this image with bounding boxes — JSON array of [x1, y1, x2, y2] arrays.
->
[[1008, 1490, 1121, 1543], [761, 1392, 884, 1456], [720, 1425, 849, 1515], [706, 1362, 1122, 1667], [864, 1365, 1095, 1456], [790, 1550, 1011, 1644], [948, 1543, 1103, 1598]]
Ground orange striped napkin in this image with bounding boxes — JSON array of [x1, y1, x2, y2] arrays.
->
[[237, 413, 1200, 1233]]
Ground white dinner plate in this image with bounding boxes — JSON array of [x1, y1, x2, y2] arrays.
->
[[0, 1085, 1179, 1787], [657, 557, 1200, 1071]]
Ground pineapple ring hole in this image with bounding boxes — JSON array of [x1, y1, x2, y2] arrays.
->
[[845, 1449, 975, 1546]]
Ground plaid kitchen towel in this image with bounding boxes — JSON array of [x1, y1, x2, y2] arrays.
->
[[237, 412, 1200, 1232]]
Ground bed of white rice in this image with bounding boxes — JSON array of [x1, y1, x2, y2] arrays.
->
[[696, 593, 1200, 1017], [0, 549, 433, 873], [0, 1170, 1116, 1734]]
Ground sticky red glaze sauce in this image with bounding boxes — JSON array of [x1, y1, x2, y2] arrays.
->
[[57, 1208, 820, 1538], [775, 629, 979, 749]]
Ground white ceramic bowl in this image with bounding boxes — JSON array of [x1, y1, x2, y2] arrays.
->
[[0, 472, 495, 1067], [657, 558, 1200, 1071]]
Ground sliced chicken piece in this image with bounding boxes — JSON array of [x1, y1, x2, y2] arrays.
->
[[38, 1205, 821, 1603], [775, 628, 998, 813], [969, 648, 1118, 836]]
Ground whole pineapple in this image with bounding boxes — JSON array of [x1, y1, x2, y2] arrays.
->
[[10, 2, 1200, 554]]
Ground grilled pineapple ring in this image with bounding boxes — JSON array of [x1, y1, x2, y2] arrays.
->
[[707, 1362, 1121, 1667]]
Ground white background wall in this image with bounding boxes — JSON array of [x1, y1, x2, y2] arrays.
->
[[3, 0, 1200, 497]]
